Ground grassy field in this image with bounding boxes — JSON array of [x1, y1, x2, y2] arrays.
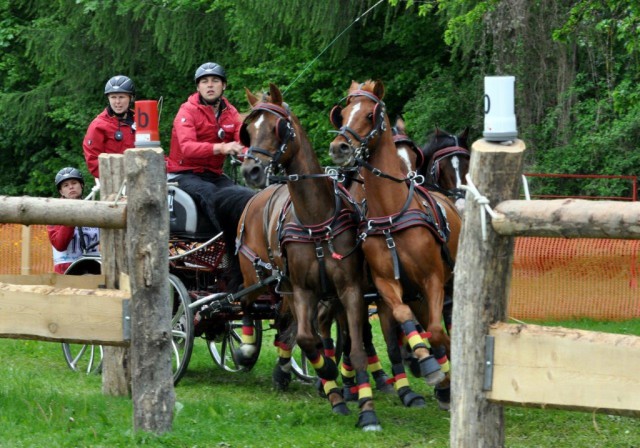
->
[[1, 318, 639, 448]]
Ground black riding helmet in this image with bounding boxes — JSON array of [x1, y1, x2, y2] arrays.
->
[[55, 167, 84, 191], [194, 62, 226, 84], [104, 75, 135, 96]]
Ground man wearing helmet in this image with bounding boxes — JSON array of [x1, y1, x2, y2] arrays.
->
[[47, 167, 100, 274], [167, 62, 254, 292], [83, 75, 136, 179]]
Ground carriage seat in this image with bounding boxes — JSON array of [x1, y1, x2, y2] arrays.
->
[[168, 184, 220, 240]]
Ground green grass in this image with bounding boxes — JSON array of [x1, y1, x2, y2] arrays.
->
[[1, 319, 639, 447]]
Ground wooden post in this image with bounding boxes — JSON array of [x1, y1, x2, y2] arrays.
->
[[125, 148, 174, 434], [99, 154, 131, 396], [451, 139, 526, 447]]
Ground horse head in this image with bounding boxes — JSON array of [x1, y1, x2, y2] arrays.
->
[[420, 127, 471, 211], [328, 80, 387, 167], [240, 83, 296, 189]]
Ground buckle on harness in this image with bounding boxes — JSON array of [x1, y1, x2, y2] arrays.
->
[[316, 246, 325, 258]]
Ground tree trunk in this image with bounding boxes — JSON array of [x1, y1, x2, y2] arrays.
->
[[450, 138, 526, 448]]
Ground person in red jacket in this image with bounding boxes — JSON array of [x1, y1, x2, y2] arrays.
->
[[83, 75, 136, 180], [47, 168, 100, 274], [167, 62, 254, 292]]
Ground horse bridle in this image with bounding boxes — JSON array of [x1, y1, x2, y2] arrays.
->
[[428, 144, 470, 200], [329, 90, 387, 162], [240, 102, 295, 179], [330, 90, 419, 184]]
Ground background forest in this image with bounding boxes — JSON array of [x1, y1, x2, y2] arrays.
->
[[1, 0, 639, 198]]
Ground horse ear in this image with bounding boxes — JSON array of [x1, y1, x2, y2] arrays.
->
[[269, 83, 283, 105], [434, 127, 443, 136], [395, 117, 406, 134], [245, 87, 259, 107], [459, 126, 470, 141], [372, 80, 385, 100]]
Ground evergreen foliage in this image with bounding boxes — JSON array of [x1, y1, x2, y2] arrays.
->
[[0, 0, 638, 199]]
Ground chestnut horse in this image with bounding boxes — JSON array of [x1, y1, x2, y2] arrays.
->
[[235, 83, 381, 431], [329, 80, 462, 409]]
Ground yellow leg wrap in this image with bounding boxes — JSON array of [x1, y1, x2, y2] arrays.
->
[[438, 358, 451, 374], [341, 363, 356, 378], [358, 384, 373, 400], [323, 380, 339, 396], [393, 374, 410, 391], [311, 355, 325, 370], [241, 330, 256, 345], [367, 361, 383, 373], [407, 331, 424, 350], [277, 347, 292, 359]]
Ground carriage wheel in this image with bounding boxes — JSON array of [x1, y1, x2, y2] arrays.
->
[[207, 319, 263, 372], [291, 318, 343, 382], [61, 343, 103, 374], [61, 257, 103, 374], [169, 273, 194, 385]]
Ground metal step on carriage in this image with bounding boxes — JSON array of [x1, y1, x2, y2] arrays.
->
[[61, 181, 334, 385]]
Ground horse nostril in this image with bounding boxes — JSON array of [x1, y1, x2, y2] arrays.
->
[[248, 165, 261, 181], [339, 142, 351, 155]]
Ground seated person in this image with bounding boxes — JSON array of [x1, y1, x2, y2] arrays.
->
[[47, 168, 100, 274], [166, 62, 254, 292]]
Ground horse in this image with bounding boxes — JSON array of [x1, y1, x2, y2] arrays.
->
[[420, 127, 470, 213], [235, 83, 382, 431], [329, 80, 462, 410]]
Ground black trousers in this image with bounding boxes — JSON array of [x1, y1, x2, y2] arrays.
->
[[174, 171, 255, 290]]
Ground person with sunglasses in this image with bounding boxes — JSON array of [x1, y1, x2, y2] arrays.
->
[[166, 62, 254, 293], [83, 75, 136, 180]]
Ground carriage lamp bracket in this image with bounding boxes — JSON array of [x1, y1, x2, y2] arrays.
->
[[122, 299, 131, 341], [483, 335, 495, 391]]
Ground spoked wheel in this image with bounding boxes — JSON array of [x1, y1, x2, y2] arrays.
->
[[61, 257, 103, 374], [207, 318, 263, 372], [291, 317, 343, 382], [61, 343, 103, 374], [169, 273, 194, 385]]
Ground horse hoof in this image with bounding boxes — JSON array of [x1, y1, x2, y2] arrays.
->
[[357, 410, 382, 432], [272, 363, 292, 391], [331, 402, 350, 415], [315, 357, 339, 381], [434, 385, 451, 411], [398, 387, 425, 408], [420, 355, 445, 386]]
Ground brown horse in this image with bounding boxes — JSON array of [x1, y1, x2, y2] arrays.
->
[[329, 80, 462, 409], [235, 83, 382, 431]]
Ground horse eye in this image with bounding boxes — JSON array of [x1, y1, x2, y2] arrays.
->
[[367, 112, 374, 121]]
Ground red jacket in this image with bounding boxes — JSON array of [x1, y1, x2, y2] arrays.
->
[[166, 93, 243, 175], [83, 108, 135, 178]]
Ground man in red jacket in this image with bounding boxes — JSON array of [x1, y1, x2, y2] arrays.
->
[[83, 75, 136, 180], [47, 167, 100, 274], [167, 62, 254, 292]]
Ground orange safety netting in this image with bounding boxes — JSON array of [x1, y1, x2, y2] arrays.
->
[[1, 224, 639, 320], [0, 224, 53, 275], [509, 237, 640, 321]]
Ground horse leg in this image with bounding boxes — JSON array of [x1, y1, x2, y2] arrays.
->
[[341, 287, 381, 432], [272, 311, 295, 391], [376, 300, 425, 408], [292, 290, 344, 414], [376, 279, 444, 385], [422, 272, 453, 409], [362, 315, 394, 394]]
